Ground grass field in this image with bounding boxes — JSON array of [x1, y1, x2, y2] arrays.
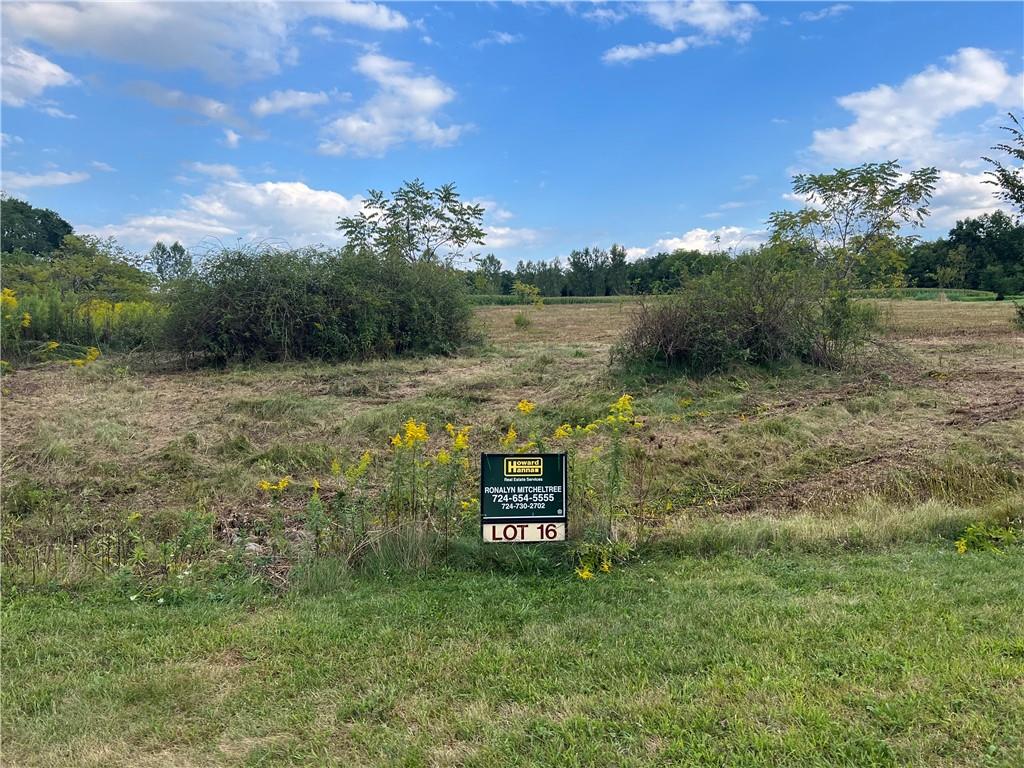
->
[[2, 299, 1023, 766]]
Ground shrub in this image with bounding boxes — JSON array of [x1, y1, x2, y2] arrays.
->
[[165, 247, 472, 364], [614, 248, 878, 374]]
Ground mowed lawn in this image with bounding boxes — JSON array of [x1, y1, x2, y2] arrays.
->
[[4, 548, 1023, 767]]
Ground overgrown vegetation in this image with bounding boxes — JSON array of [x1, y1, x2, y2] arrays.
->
[[166, 247, 472, 364], [614, 246, 878, 373]]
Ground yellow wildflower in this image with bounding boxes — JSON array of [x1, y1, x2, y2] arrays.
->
[[70, 359, 86, 367], [516, 399, 535, 414], [278, 475, 291, 491], [955, 539, 967, 555], [20, 312, 31, 328], [436, 449, 452, 465], [460, 500, 471, 511], [330, 457, 342, 476], [575, 564, 594, 580], [500, 425, 517, 448], [599, 557, 612, 574], [453, 426, 470, 451], [445, 422, 456, 437], [459, 457, 470, 471], [258, 479, 272, 492], [403, 419, 428, 445], [611, 393, 634, 417], [45, 341, 60, 351], [0, 288, 17, 313], [390, 433, 403, 448], [553, 423, 572, 440], [85, 347, 100, 362], [312, 478, 320, 491], [346, 450, 372, 482]]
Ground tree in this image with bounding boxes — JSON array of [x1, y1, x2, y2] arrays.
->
[[1, 195, 74, 255], [768, 161, 939, 285], [566, 247, 609, 296], [983, 112, 1024, 221], [606, 244, 629, 295], [471, 254, 504, 294], [337, 179, 485, 264], [148, 240, 192, 282]]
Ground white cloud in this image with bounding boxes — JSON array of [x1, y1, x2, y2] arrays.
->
[[2, 169, 89, 190], [583, 6, 630, 25], [251, 89, 329, 117], [2, 1, 407, 83], [654, 225, 767, 253], [602, 1, 761, 64], [91, 161, 116, 172], [128, 81, 249, 129], [643, 1, 761, 38], [473, 31, 524, 49], [485, 225, 540, 249], [811, 48, 1023, 167], [1, 133, 24, 146], [807, 48, 1023, 228], [82, 177, 363, 250], [800, 4, 851, 23], [1, 46, 76, 106], [624, 246, 650, 261], [222, 129, 241, 149], [39, 105, 77, 119], [187, 162, 241, 180], [603, 35, 704, 64], [318, 53, 468, 157]]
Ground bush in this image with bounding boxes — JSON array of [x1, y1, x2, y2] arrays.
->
[[166, 247, 472, 364], [614, 248, 878, 374]]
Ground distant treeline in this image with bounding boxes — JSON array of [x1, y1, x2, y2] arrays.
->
[[462, 210, 1023, 298]]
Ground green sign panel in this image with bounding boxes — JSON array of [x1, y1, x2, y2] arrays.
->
[[480, 453, 567, 542]]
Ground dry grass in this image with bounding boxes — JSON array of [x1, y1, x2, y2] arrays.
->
[[1, 300, 1021, 549]]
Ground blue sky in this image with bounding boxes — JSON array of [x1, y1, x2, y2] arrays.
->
[[2, 1, 1022, 266]]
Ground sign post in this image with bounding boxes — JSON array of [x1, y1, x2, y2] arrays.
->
[[480, 453, 567, 542]]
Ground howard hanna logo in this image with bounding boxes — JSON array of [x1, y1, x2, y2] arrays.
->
[[503, 457, 543, 478]]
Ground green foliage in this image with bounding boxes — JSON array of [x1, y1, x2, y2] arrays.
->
[[165, 246, 472, 364], [907, 211, 1024, 295], [512, 279, 543, 306], [769, 161, 939, 285], [954, 519, 1020, 554], [146, 241, 192, 283], [615, 247, 879, 374], [1014, 302, 1024, 330], [983, 112, 1024, 220], [337, 179, 485, 264], [0, 195, 73, 255]]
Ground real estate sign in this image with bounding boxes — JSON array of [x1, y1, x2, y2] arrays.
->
[[480, 453, 567, 542]]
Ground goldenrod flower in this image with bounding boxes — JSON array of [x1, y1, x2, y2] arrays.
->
[[312, 478, 320, 491], [599, 557, 612, 574], [20, 312, 31, 328], [70, 359, 86, 367], [553, 424, 572, 440], [611, 393, 634, 416], [403, 419, 428, 445], [330, 457, 342, 476], [258, 479, 272, 492], [436, 449, 451, 465], [0, 288, 17, 313], [453, 426, 470, 451], [345, 450, 372, 482], [45, 341, 60, 351], [445, 423, 456, 437], [85, 347, 100, 362], [460, 500, 471, 511], [500, 425, 517, 448], [390, 433, 403, 448], [955, 539, 967, 555], [516, 399, 535, 414], [575, 564, 594, 580]]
